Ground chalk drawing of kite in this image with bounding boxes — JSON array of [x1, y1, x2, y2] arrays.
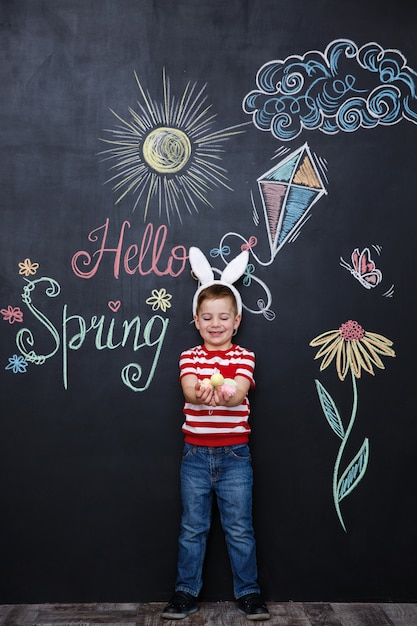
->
[[99, 69, 246, 223], [211, 143, 327, 319], [257, 143, 328, 257]]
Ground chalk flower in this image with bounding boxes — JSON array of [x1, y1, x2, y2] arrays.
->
[[310, 319, 395, 381], [1, 305, 23, 324], [310, 319, 395, 531], [5, 354, 28, 374], [243, 263, 255, 287], [145, 288, 172, 312], [18, 258, 39, 277]]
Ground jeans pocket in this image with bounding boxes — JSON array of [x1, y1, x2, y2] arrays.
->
[[229, 444, 251, 461], [182, 443, 195, 460]]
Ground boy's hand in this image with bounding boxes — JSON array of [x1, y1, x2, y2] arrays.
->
[[213, 387, 230, 406], [195, 381, 214, 405]]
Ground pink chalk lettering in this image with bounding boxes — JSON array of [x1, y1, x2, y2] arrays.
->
[[71, 219, 188, 279]]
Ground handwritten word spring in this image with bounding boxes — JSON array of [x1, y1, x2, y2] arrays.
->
[[71, 219, 188, 279], [16, 277, 169, 391]]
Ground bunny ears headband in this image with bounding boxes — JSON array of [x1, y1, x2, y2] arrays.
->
[[189, 246, 249, 316]]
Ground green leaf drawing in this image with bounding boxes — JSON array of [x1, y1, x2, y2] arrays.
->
[[337, 437, 369, 503], [315, 379, 344, 439]]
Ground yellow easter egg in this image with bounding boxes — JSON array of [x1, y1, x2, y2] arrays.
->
[[210, 372, 225, 387]]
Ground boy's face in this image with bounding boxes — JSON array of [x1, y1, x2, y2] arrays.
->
[[194, 296, 241, 351]]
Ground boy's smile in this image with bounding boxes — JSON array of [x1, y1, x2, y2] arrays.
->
[[194, 296, 241, 351]]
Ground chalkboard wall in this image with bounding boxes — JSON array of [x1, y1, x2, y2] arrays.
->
[[1, 0, 416, 603]]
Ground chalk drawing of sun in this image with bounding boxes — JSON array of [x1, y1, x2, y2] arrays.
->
[[100, 69, 246, 223]]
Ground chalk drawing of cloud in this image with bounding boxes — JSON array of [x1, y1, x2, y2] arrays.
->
[[243, 39, 417, 141]]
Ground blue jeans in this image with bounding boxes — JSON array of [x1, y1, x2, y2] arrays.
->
[[175, 443, 261, 599]]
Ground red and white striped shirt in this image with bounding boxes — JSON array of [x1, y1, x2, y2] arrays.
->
[[180, 344, 255, 446]]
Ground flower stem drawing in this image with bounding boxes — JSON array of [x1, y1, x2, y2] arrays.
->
[[310, 320, 395, 531]]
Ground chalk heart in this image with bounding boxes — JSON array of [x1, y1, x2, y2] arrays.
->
[[108, 300, 121, 312]]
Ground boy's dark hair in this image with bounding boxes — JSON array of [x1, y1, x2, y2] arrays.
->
[[196, 284, 238, 315]]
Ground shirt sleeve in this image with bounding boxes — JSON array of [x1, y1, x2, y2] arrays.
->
[[235, 348, 256, 388], [179, 348, 196, 380]]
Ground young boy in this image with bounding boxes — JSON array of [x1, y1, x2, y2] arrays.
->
[[162, 277, 270, 621]]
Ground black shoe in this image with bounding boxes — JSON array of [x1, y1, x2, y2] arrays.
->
[[237, 593, 270, 620], [162, 591, 198, 619]]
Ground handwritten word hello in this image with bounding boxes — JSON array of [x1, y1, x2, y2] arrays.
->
[[16, 277, 169, 391], [71, 219, 188, 279]]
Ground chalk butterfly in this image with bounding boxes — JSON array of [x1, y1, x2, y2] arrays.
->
[[340, 247, 382, 289]]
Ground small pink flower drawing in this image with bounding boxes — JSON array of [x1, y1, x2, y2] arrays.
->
[[0, 305, 23, 324]]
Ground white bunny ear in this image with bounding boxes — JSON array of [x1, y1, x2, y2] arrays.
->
[[189, 247, 214, 284], [221, 249, 249, 285], [189, 246, 248, 316]]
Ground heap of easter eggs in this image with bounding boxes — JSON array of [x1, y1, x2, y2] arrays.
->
[[201, 371, 238, 397]]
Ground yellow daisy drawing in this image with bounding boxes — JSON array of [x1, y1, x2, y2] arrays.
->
[[310, 319, 395, 381], [310, 320, 395, 531], [145, 288, 172, 313], [18, 258, 39, 277]]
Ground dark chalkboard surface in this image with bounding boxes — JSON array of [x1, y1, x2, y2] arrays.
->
[[1, 0, 416, 603]]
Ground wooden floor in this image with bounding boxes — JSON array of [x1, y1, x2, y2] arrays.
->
[[1, 602, 417, 625]]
